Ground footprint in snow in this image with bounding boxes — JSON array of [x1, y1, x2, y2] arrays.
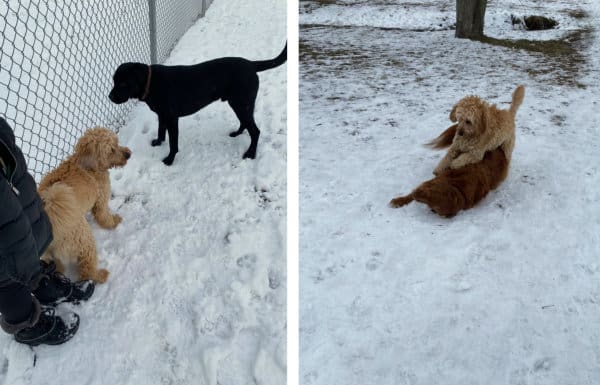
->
[[236, 254, 257, 283], [533, 357, 554, 372], [268, 268, 281, 289], [449, 273, 473, 293], [365, 257, 382, 271]]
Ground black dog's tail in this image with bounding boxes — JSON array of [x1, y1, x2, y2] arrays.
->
[[254, 43, 287, 72]]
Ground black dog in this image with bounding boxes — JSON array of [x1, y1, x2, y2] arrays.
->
[[109, 44, 287, 165]]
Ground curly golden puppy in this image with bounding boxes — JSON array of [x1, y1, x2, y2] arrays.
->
[[428, 85, 525, 175], [38, 127, 131, 283]]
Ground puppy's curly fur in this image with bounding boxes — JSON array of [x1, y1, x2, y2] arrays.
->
[[389, 147, 509, 217], [428, 85, 525, 175], [38, 127, 131, 283]]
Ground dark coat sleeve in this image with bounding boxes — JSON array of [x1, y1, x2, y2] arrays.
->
[[0, 171, 39, 284]]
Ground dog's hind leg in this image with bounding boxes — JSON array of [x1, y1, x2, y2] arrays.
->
[[77, 226, 109, 283], [500, 136, 515, 164], [229, 124, 246, 138], [389, 194, 414, 208], [163, 117, 179, 166], [244, 120, 260, 159], [229, 97, 259, 159]]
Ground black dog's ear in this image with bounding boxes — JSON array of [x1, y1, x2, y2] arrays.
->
[[135, 63, 150, 98], [127, 63, 149, 99], [112, 62, 147, 99]]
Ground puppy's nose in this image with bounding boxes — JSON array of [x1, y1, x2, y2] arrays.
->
[[123, 148, 131, 159]]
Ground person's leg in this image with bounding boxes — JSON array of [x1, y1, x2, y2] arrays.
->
[[0, 276, 81, 346], [0, 280, 40, 332]]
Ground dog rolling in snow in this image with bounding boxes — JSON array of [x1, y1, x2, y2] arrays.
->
[[38, 127, 131, 283], [389, 146, 509, 217], [428, 85, 525, 175]]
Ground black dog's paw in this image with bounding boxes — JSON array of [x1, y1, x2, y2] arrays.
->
[[162, 154, 175, 166], [151, 138, 164, 147], [229, 131, 242, 137], [242, 150, 256, 160]]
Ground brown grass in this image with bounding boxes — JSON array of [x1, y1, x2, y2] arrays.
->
[[474, 28, 592, 88]]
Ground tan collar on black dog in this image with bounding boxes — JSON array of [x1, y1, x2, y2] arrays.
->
[[141, 65, 152, 100]]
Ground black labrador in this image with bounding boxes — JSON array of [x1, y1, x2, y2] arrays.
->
[[109, 44, 287, 165]]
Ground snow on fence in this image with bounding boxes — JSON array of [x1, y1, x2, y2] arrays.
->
[[0, 0, 213, 180]]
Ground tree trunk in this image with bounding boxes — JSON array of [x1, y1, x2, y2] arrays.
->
[[455, 0, 487, 39]]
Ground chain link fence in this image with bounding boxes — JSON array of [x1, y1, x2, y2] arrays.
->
[[0, 0, 213, 180]]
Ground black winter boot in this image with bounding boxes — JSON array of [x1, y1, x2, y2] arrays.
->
[[14, 307, 80, 346], [39, 260, 56, 276], [33, 266, 95, 306]]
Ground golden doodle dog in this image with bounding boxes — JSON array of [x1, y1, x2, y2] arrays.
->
[[38, 127, 131, 283], [428, 85, 525, 175]]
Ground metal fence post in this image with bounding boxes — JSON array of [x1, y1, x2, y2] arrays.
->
[[148, 0, 158, 64], [200, 0, 206, 18]]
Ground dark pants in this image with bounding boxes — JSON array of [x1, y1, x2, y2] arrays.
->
[[0, 280, 35, 324], [0, 261, 43, 325]]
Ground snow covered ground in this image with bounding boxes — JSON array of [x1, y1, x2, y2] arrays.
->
[[0, 1, 286, 385], [300, 1, 600, 384]]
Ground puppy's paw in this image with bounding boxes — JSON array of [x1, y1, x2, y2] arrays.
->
[[80, 268, 109, 284], [447, 158, 461, 169], [112, 214, 122, 227], [151, 138, 163, 147], [95, 269, 110, 283], [162, 154, 175, 166]]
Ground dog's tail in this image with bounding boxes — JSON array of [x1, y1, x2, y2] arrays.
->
[[254, 43, 287, 72], [389, 194, 414, 208], [424, 123, 458, 150], [39, 183, 80, 231], [509, 85, 525, 115]]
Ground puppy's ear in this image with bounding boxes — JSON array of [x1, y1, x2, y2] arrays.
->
[[480, 104, 491, 134], [449, 104, 458, 122], [77, 155, 99, 170], [425, 123, 457, 149], [74, 141, 99, 170]]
